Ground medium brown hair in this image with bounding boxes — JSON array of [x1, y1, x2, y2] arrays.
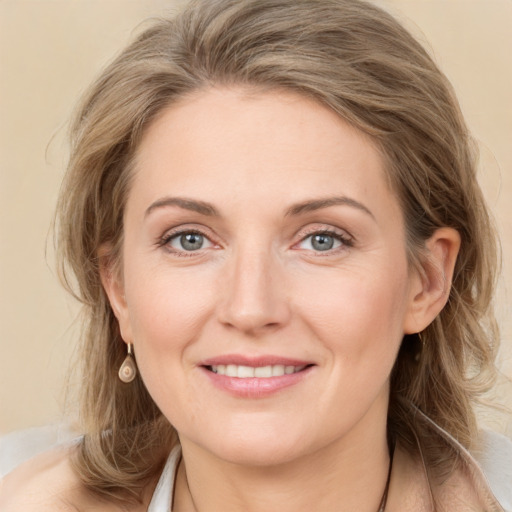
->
[[56, 0, 499, 502]]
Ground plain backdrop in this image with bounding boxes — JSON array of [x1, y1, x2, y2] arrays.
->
[[1, 0, 511, 436]]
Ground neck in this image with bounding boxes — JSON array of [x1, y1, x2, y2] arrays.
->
[[174, 404, 391, 512]]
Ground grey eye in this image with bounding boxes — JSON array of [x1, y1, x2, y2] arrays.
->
[[297, 232, 344, 252], [182, 233, 204, 250], [311, 234, 335, 251], [168, 232, 213, 251]]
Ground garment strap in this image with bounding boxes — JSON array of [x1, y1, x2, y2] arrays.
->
[[147, 445, 182, 512]]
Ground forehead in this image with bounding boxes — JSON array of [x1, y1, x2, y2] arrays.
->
[[129, 87, 397, 220]]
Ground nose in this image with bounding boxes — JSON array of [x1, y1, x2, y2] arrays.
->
[[217, 245, 291, 336]]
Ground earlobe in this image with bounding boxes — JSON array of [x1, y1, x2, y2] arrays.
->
[[403, 227, 461, 334], [99, 244, 133, 344]]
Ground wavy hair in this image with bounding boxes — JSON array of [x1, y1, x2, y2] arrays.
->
[[56, 0, 499, 502]]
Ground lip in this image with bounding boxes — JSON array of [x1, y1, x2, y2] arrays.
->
[[199, 354, 315, 398], [200, 354, 313, 367]]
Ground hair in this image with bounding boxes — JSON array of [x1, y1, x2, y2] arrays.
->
[[56, 0, 500, 503]]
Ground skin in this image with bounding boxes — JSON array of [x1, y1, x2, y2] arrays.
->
[[0, 87, 460, 511], [103, 87, 459, 512]]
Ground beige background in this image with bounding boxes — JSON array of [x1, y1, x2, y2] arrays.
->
[[0, 0, 511, 436]]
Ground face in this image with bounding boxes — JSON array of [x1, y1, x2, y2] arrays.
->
[[106, 87, 425, 467]]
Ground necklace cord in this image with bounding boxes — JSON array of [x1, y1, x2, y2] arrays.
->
[[176, 444, 395, 512], [377, 443, 395, 512]]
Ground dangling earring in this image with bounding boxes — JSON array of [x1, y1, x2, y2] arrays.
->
[[118, 343, 137, 383], [414, 332, 424, 363]]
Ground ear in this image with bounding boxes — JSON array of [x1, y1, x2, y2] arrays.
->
[[403, 227, 461, 334], [99, 244, 133, 345]]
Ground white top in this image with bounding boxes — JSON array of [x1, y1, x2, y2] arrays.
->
[[147, 431, 512, 512], [1, 425, 511, 511], [473, 430, 512, 511], [147, 445, 182, 512]]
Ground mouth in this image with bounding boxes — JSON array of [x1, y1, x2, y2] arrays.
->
[[199, 356, 315, 397], [206, 364, 310, 378]]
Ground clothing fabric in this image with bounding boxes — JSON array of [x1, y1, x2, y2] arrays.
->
[[0, 425, 77, 478], [1, 420, 510, 510], [387, 412, 512, 512], [147, 445, 181, 512], [473, 430, 512, 510], [147, 421, 512, 512]]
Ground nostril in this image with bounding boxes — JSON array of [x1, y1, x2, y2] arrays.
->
[[216, 258, 291, 333]]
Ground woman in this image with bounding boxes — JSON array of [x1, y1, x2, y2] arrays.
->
[[1, 0, 511, 510]]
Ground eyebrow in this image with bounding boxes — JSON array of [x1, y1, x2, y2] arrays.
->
[[145, 197, 220, 218], [145, 195, 374, 220], [285, 196, 375, 219]]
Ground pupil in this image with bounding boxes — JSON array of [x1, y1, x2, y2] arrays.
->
[[312, 234, 334, 251], [181, 233, 203, 250]]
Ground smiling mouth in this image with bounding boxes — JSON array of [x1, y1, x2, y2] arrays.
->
[[206, 364, 310, 378]]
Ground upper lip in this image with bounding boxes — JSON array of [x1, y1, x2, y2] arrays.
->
[[200, 354, 314, 367]]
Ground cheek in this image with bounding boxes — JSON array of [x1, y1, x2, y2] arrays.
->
[[295, 264, 410, 359], [122, 266, 217, 422], [292, 266, 410, 422], [123, 262, 218, 356]]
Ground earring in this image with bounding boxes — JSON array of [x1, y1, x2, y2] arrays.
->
[[118, 343, 137, 383], [414, 332, 424, 363]]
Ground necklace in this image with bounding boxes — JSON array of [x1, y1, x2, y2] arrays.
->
[[175, 446, 395, 512], [376, 446, 394, 512]]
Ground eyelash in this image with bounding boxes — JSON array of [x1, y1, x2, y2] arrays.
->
[[158, 228, 215, 257], [296, 227, 354, 254], [158, 226, 354, 256]]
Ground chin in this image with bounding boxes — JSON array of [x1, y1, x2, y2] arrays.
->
[[187, 419, 334, 468], [212, 439, 306, 468]]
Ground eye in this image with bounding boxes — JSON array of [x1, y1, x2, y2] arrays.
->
[[296, 230, 352, 253], [165, 231, 214, 252]]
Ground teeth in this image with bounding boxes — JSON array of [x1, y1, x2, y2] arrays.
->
[[210, 364, 306, 378], [238, 365, 255, 378], [226, 364, 238, 377], [271, 365, 285, 377], [255, 365, 273, 377]]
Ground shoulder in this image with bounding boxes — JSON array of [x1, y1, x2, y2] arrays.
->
[[405, 407, 511, 510], [472, 430, 512, 510], [0, 445, 82, 511], [0, 446, 137, 512]]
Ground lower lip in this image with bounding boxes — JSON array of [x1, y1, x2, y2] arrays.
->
[[200, 366, 313, 398]]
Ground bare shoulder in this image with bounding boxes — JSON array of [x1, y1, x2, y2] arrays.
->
[[0, 445, 87, 511], [0, 446, 138, 512]]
